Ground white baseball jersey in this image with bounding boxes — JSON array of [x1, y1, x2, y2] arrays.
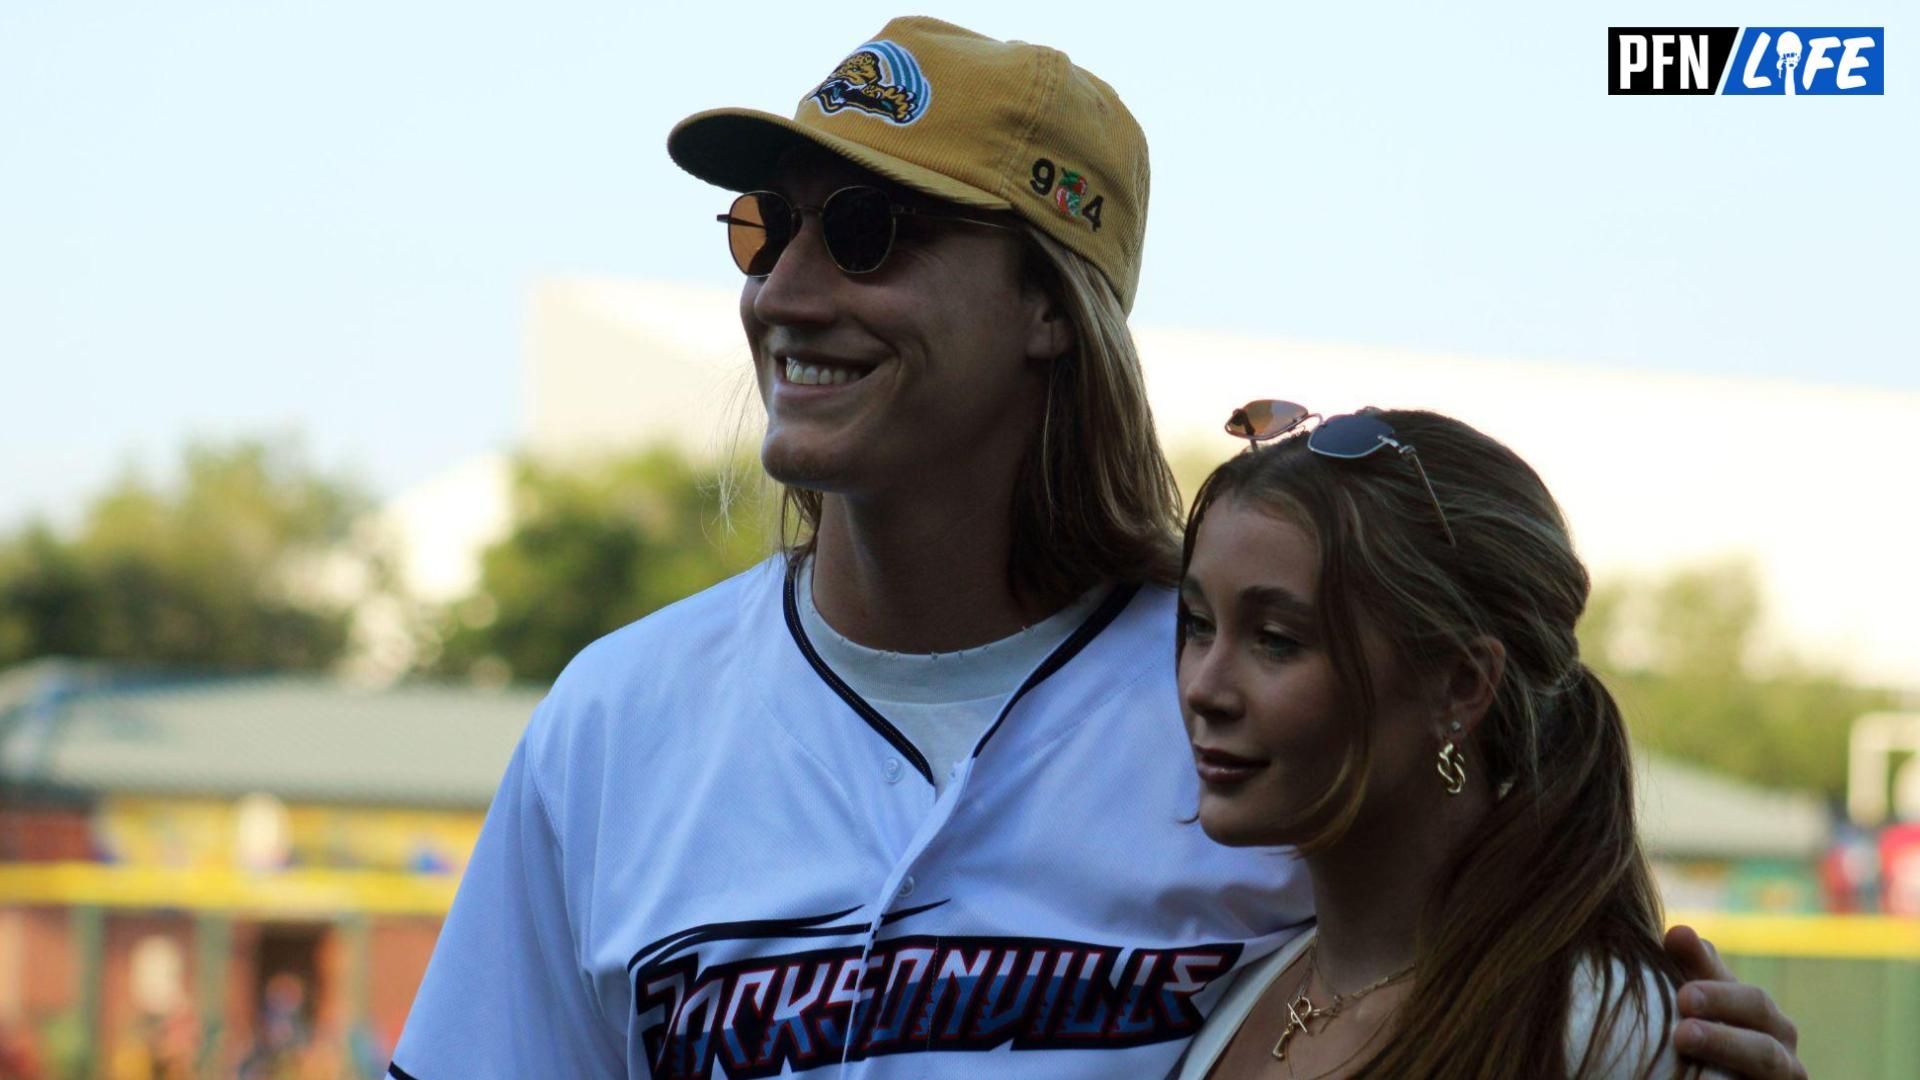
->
[[389, 557, 1313, 1079]]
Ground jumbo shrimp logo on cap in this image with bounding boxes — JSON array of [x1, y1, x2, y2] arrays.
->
[[808, 39, 931, 124]]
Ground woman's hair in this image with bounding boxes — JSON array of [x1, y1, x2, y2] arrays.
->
[[1179, 410, 1680, 1080], [774, 223, 1185, 606]]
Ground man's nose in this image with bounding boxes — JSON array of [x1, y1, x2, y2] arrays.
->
[[750, 214, 839, 327]]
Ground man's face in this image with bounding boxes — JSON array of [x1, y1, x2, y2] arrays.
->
[[738, 148, 1054, 500]]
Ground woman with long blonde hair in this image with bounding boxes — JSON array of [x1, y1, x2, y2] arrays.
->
[[1174, 404, 1710, 1079]]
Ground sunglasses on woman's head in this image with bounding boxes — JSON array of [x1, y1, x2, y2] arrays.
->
[[1225, 400, 1458, 547], [718, 186, 1011, 277]]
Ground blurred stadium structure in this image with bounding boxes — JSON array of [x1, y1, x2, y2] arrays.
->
[[3, 277, 1915, 1076], [0, 662, 532, 1077], [1852, 712, 1920, 830]]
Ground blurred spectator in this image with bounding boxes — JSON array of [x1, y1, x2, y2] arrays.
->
[[105, 1005, 196, 1080], [238, 973, 311, 1080], [1881, 823, 1920, 916], [0, 1016, 43, 1080], [1821, 820, 1882, 912]]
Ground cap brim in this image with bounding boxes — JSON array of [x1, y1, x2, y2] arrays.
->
[[667, 108, 1012, 211]]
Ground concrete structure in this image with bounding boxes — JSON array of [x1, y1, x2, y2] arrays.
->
[[526, 279, 758, 466], [1848, 712, 1920, 825]]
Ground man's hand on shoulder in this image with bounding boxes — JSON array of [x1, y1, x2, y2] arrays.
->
[[1664, 924, 1808, 1080]]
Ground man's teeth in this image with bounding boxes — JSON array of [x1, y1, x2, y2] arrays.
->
[[783, 357, 867, 386]]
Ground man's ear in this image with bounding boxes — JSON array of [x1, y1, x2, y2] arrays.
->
[[1434, 636, 1506, 741], [1024, 288, 1074, 363]]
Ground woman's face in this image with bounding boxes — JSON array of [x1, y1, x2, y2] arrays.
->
[[1177, 496, 1439, 848]]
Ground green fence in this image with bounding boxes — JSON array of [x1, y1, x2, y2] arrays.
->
[[1724, 954, 1919, 1079], [1683, 914, 1920, 1078]]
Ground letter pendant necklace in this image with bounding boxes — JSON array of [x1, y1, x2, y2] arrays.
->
[[1272, 992, 1326, 1061], [1271, 943, 1415, 1067]]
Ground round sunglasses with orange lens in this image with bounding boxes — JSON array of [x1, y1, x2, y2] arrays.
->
[[1225, 400, 1317, 444], [718, 186, 1010, 277]]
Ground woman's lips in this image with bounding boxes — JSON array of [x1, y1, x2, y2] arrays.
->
[[1193, 745, 1266, 785]]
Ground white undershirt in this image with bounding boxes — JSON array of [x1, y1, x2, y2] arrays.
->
[[795, 558, 1107, 794]]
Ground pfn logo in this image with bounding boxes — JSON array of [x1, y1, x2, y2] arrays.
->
[[1609, 27, 1884, 95], [1609, 28, 1740, 94]]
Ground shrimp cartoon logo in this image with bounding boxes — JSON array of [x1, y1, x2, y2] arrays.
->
[[1054, 170, 1090, 218], [809, 40, 931, 125]]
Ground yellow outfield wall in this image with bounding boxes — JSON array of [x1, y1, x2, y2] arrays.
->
[[1670, 910, 1920, 960], [0, 861, 458, 916], [3, 864, 1918, 962]]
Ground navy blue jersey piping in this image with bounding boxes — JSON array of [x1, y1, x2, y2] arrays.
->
[[782, 565, 936, 784], [972, 582, 1140, 756], [781, 566, 1141, 782]]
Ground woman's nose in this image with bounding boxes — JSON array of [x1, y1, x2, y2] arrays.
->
[[1181, 643, 1243, 725]]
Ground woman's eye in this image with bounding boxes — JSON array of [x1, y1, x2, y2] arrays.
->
[[1182, 611, 1216, 641], [1255, 628, 1302, 659]]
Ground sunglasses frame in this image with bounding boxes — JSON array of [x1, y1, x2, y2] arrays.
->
[[1225, 400, 1459, 547], [717, 186, 1012, 277]]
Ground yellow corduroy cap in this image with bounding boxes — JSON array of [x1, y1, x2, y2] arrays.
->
[[668, 16, 1150, 312]]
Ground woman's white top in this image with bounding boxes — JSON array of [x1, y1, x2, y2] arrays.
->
[[1172, 928, 1686, 1079], [1172, 928, 1317, 1077]]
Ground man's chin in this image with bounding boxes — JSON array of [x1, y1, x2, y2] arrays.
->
[[760, 437, 855, 494]]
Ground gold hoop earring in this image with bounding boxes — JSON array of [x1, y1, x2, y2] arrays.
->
[[1437, 742, 1467, 796]]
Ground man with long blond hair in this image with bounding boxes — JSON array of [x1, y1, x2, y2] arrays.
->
[[388, 17, 1805, 1079]]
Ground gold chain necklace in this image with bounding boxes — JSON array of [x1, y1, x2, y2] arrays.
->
[[1270, 942, 1415, 1066]]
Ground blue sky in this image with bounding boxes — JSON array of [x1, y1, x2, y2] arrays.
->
[[3, 2, 1912, 528]]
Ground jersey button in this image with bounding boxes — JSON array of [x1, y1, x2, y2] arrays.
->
[[898, 875, 916, 899], [883, 757, 903, 783]]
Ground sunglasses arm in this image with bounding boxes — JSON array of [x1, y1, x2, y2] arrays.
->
[[1392, 443, 1459, 548], [896, 205, 1013, 232]]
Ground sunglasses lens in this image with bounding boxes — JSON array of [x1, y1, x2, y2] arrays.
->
[[727, 192, 790, 276], [1308, 414, 1395, 458], [1227, 400, 1309, 440], [821, 187, 896, 273]]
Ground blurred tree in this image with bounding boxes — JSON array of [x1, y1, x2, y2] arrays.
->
[[0, 439, 368, 671], [0, 525, 92, 661], [427, 448, 770, 685], [1579, 561, 1896, 799]]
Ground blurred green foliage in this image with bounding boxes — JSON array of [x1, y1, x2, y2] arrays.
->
[[0, 439, 367, 671], [1579, 561, 1896, 799], [425, 448, 770, 685]]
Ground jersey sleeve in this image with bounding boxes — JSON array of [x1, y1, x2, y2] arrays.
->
[[387, 730, 624, 1080]]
